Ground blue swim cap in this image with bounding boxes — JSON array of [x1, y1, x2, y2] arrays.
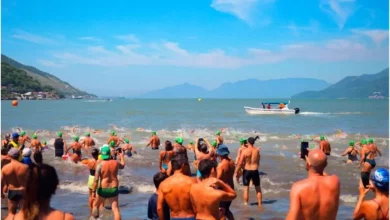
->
[[371, 168, 389, 192], [12, 132, 19, 139]]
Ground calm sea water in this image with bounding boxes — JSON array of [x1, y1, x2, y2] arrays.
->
[[1, 99, 389, 219]]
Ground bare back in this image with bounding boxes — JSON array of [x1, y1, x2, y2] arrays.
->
[[159, 173, 195, 218], [83, 137, 95, 148], [151, 136, 160, 148], [1, 160, 28, 190], [217, 158, 235, 188], [30, 139, 41, 149], [288, 175, 340, 220], [320, 141, 331, 155], [190, 184, 225, 220], [242, 146, 260, 170], [97, 160, 119, 188]]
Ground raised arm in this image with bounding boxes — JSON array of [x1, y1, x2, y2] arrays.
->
[[203, 138, 212, 149], [286, 184, 302, 220]]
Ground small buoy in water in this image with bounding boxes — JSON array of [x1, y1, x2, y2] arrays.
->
[[198, 98, 202, 102], [12, 100, 18, 107]]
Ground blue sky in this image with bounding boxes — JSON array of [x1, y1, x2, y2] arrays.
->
[[2, 0, 389, 96]]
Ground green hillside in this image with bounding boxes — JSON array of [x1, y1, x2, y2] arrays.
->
[[1, 54, 95, 97], [292, 68, 389, 99]]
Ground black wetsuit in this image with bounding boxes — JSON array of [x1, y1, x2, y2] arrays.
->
[[54, 138, 64, 157], [361, 150, 376, 188]]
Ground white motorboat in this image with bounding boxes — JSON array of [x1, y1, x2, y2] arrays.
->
[[244, 101, 300, 115]]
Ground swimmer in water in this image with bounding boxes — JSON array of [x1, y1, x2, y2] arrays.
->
[[234, 137, 262, 206], [65, 136, 86, 163], [286, 149, 340, 220], [146, 131, 160, 150], [216, 130, 224, 145], [318, 135, 331, 155], [29, 134, 42, 153], [81, 148, 99, 213], [341, 140, 360, 164], [159, 140, 175, 173], [18, 131, 30, 149], [81, 132, 96, 152], [107, 131, 123, 147], [122, 138, 137, 157]]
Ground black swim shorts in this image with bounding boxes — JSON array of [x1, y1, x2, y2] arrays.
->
[[243, 170, 260, 186]]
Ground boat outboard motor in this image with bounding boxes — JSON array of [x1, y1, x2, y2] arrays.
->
[[294, 108, 300, 114]]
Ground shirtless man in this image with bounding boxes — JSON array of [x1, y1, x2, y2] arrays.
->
[[146, 132, 160, 150], [65, 136, 86, 163], [18, 131, 30, 149], [92, 145, 125, 220], [158, 154, 196, 220], [341, 140, 360, 164], [286, 149, 340, 220], [29, 134, 42, 153], [319, 135, 331, 156], [235, 136, 262, 206], [235, 138, 247, 183], [190, 159, 236, 220], [2, 134, 10, 151], [121, 138, 137, 157], [216, 145, 236, 220], [216, 131, 224, 145], [107, 131, 123, 147], [1, 148, 28, 218], [81, 132, 95, 151]]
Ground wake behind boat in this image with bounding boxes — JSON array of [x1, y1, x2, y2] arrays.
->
[[244, 101, 300, 115]]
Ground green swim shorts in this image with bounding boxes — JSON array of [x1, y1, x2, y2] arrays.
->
[[97, 187, 118, 198]]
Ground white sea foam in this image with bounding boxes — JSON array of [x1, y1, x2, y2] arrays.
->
[[340, 194, 357, 203], [58, 182, 89, 194], [135, 184, 155, 193]]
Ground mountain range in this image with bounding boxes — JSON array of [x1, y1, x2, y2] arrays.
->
[[293, 68, 389, 99], [139, 78, 331, 98], [1, 55, 95, 98]]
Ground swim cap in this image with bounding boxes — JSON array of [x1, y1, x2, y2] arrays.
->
[[371, 168, 389, 192], [361, 139, 367, 145], [189, 140, 194, 144], [22, 148, 32, 157], [8, 148, 20, 159], [216, 131, 221, 136], [43, 141, 47, 145], [100, 145, 111, 160], [5, 134, 10, 139], [57, 132, 63, 137], [368, 138, 374, 144], [211, 140, 217, 147], [109, 141, 115, 147], [349, 140, 355, 146], [320, 135, 325, 141], [74, 136, 79, 141], [175, 137, 183, 145], [152, 131, 156, 135], [124, 138, 129, 143], [239, 138, 246, 144], [20, 131, 26, 137], [32, 134, 37, 139], [85, 132, 90, 137], [111, 131, 116, 135], [12, 132, 19, 139]]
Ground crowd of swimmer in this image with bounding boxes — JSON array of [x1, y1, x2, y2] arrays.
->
[[0, 130, 389, 220]]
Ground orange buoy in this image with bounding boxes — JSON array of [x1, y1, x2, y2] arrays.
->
[[12, 100, 18, 107]]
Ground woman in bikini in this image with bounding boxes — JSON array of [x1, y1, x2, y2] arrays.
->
[[81, 148, 99, 212], [359, 139, 382, 188], [353, 168, 389, 220], [159, 141, 175, 173]]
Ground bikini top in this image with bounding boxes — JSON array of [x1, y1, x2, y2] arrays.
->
[[373, 199, 389, 220]]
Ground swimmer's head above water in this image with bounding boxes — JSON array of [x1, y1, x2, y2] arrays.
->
[[349, 140, 355, 146], [124, 138, 130, 144], [20, 131, 26, 137], [57, 132, 62, 138], [109, 141, 115, 147], [74, 136, 79, 142], [32, 134, 38, 139], [216, 131, 221, 136], [320, 135, 325, 141], [361, 139, 367, 145], [368, 138, 374, 144], [175, 137, 184, 145]]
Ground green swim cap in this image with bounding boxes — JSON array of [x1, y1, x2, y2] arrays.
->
[[361, 139, 367, 145], [349, 140, 355, 146], [43, 141, 47, 145], [239, 138, 246, 144], [85, 132, 90, 137], [368, 138, 374, 144], [74, 136, 79, 141], [320, 135, 325, 141], [189, 140, 194, 144], [20, 131, 26, 137], [57, 132, 63, 137], [211, 140, 217, 147], [111, 131, 116, 135], [110, 141, 115, 147], [32, 134, 37, 139], [152, 131, 156, 135], [175, 137, 183, 145], [124, 138, 129, 143], [216, 131, 221, 136]]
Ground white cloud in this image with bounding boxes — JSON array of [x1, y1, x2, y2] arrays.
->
[[114, 34, 139, 43], [51, 37, 387, 69], [37, 59, 63, 68], [286, 20, 320, 36], [79, 36, 101, 42], [320, 0, 356, 29], [12, 30, 57, 45], [351, 29, 389, 46], [210, 0, 275, 25]]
